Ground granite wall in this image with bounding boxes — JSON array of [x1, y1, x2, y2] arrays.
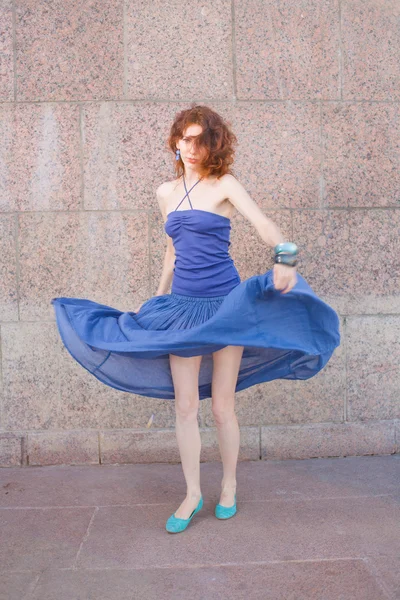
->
[[0, 0, 399, 466]]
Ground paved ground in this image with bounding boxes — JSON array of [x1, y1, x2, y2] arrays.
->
[[0, 455, 399, 599]]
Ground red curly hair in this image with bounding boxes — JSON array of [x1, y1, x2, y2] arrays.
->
[[167, 104, 238, 180]]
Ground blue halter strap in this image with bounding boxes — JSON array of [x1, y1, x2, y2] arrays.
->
[[174, 175, 203, 211]]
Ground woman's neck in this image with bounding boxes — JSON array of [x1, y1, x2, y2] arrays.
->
[[182, 171, 203, 188]]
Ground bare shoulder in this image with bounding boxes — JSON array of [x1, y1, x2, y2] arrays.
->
[[156, 178, 181, 198], [156, 179, 179, 220], [156, 180, 170, 205], [219, 173, 241, 192], [218, 173, 246, 207], [156, 181, 171, 199], [218, 173, 268, 230]]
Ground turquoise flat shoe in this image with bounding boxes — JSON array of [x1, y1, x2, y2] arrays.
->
[[215, 494, 237, 519], [165, 495, 203, 533]]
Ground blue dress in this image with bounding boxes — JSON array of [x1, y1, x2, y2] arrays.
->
[[51, 178, 341, 400]]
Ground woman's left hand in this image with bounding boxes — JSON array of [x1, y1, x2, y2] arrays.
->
[[273, 263, 298, 294]]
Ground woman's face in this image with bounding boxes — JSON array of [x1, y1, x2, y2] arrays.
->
[[176, 123, 207, 169]]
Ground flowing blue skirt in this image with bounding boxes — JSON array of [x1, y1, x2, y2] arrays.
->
[[51, 270, 341, 400]]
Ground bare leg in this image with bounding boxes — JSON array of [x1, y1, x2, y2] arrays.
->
[[169, 353, 203, 519], [212, 345, 244, 507]]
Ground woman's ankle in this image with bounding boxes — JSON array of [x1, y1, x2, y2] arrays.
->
[[186, 489, 202, 500], [221, 479, 237, 490]]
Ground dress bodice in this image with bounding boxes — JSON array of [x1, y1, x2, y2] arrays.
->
[[164, 177, 241, 297]]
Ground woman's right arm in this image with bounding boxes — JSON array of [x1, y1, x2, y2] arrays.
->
[[154, 184, 175, 296]]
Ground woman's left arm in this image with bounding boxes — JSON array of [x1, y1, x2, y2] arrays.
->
[[222, 174, 297, 294]]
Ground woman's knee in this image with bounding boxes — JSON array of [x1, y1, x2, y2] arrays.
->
[[211, 398, 236, 425], [169, 353, 202, 421], [175, 395, 199, 421]]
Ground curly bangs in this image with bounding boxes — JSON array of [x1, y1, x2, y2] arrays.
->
[[167, 104, 238, 180]]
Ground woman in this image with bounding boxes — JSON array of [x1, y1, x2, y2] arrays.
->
[[51, 104, 340, 534]]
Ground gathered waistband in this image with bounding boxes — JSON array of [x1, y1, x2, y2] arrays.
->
[[170, 292, 227, 302]]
